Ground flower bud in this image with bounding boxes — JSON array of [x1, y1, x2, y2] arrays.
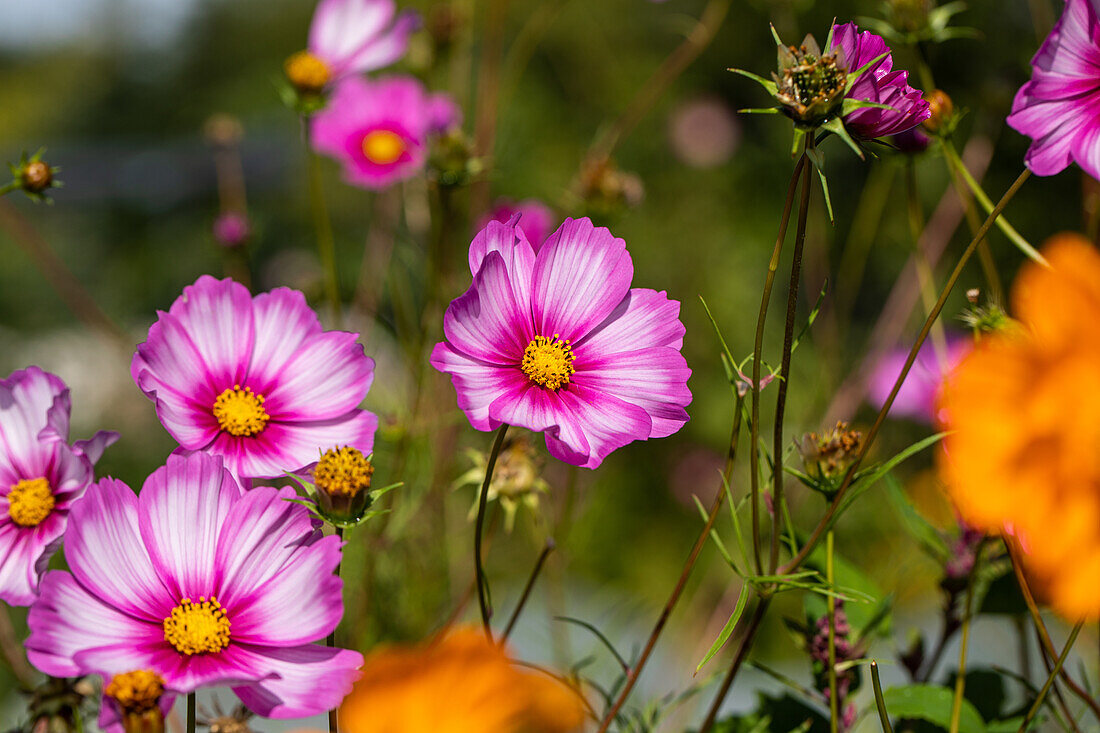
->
[[798, 421, 864, 495], [313, 445, 374, 523], [213, 212, 251, 248], [922, 89, 954, 134], [106, 670, 166, 733], [21, 161, 53, 193], [284, 50, 331, 95]]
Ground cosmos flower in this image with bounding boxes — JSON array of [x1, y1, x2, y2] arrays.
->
[[131, 275, 377, 480], [480, 199, 556, 247], [26, 452, 363, 718], [1006, 0, 1100, 179], [431, 216, 691, 469], [339, 627, 586, 733], [938, 234, 1100, 620], [285, 0, 419, 94], [0, 367, 116, 606], [829, 22, 931, 139], [312, 75, 461, 189], [867, 337, 970, 424]]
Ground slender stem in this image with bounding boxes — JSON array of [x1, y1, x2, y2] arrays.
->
[[327, 525, 345, 733], [749, 155, 807, 575], [475, 425, 510, 634], [770, 147, 813, 573], [948, 544, 982, 733], [187, 693, 196, 733], [781, 168, 1032, 575], [501, 539, 555, 642], [939, 141, 1004, 303], [304, 118, 342, 328], [698, 597, 773, 732], [0, 182, 19, 196], [827, 530, 839, 733], [1017, 622, 1085, 733], [906, 160, 948, 364], [0, 603, 35, 689], [871, 661, 894, 733], [470, 0, 512, 218]]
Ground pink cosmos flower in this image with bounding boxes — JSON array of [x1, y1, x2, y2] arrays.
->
[[1007, 0, 1100, 178], [26, 452, 363, 719], [0, 367, 116, 606], [308, 0, 419, 82], [480, 198, 556, 247], [431, 217, 692, 469], [131, 275, 377, 480], [867, 337, 970, 424], [312, 75, 461, 190], [830, 22, 931, 139]]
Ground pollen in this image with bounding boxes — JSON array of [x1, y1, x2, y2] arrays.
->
[[213, 385, 270, 437], [361, 130, 406, 165], [105, 670, 165, 713], [314, 445, 374, 497], [163, 597, 231, 655], [284, 50, 331, 94], [521, 335, 576, 391], [7, 477, 54, 528]]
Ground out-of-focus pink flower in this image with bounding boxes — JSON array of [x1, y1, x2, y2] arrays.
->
[[308, 0, 419, 82], [829, 22, 931, 139], [668, 96, 740, 168], [213, 212, 250, 248], [867, 337, 970, 424], [1007, 0, 1100, 179], [480, 199, 555, 247], [312, 75, 460, 189], [891, 125, 931, 154], [0, 367, 116, 606], [431, 217, 692, 469]]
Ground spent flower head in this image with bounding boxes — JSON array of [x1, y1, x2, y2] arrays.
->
[[797, 421, 864, 497], [456, 435, 551, 532]]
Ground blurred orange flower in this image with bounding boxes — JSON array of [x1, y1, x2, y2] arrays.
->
[[339, 627, 588, 733], [938, 233, 1100, 620]]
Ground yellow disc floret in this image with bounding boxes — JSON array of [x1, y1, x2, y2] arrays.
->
[[521, 335, 575, 391], [284, 50, 331, 94], [105, 670, 165, 713], [7, 477, 54, 528], [163, 597, 231, 655], [361, 130, 407, 165], [314, 446, 374, 498], [212, 385, 269, 437]]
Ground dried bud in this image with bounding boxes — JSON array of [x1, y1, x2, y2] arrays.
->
[[578, 158, 645, 222], [429, 129, 483, 187], [458, 435, 550, 532], [922, 89, 954, 134], [966, 288, 980, 304], [773, 37, 847, 127], [284, 50, 331, 95], [106, 670, 166, 733], [798, 421, 864, 495], [199, 701, 255, 733]]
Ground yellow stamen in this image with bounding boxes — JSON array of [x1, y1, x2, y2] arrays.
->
[[314, 446, 374, 498], [105, 670, 165, 713], [361, 130, 406, 165], [163, 597, 231, 655], [7, 477, 54, 528], [521, 335, 575, 391], [212, 385, 269, 437], [284, 50, 331, 94]]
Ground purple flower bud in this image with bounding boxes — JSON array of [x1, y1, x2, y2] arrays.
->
[[213, 212, 250, 248]]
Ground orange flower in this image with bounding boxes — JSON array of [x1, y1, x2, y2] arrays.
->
[[938, 234, 1100, 620], [339, 627, 588, 733]]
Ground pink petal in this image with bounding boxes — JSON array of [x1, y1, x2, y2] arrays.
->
[[0, 367, 69, 478], [247, 287, 324, 391], [443, 251, 534, 365], [342, 10, 419, 76], [164, 276, 255, 390], [543, 385, 653, 469], [231, 643, 364, 719], [263, 331, 374, 421], [429, 342, 514, 432], [76, 640, 270, 693], [577, 288, 686, 353], [573, 347, 691, 439], [310, 0, 396, 71], [0, 520, 45, 606]]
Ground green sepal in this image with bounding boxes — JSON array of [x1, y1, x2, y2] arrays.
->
[[821, 116, 864, 159], [805, 147, 834, 223], [728, 67, 778, 96]]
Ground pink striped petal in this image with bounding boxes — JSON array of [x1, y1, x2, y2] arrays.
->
[[247, 287, 324, 392], [577, 288, 686, 353], [231, 643, 364, 719], [263, 332, 374, 421], [341, 10, 418, 76], [76, 641, 271, 694], [429, 342, 514, 431], [310, 0, 396, 71], [573, 347, 691, 439], [164, 276, 255, 389], [444, 251, 534, 364]]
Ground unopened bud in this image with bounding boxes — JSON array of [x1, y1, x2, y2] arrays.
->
[[313, 445, 374, 523], [105, 670, 165, 733], [966, 288, 980, 304], [922, 89, 954, 134], [284, 50, 331, 95], [21, 161, 52, 193]]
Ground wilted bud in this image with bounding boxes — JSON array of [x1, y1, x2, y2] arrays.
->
[[284, 50, 331, 95], [26, 677, 94, 733], [105, 670, 166, 733], [428, 4, 464, 49], [773, 36, 848, 127], [798, 421, 864, 496], [213, 212, 251, 248], [313, 445, 375, 523], [891, 126, 931, 154], [459, 435, 550, 532], [922, 89, 954, 134]]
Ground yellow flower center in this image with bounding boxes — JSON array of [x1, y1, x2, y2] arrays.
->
[[213, 385, 269, 437], [284, 50, 331, 93], [163, 597, 231, 655], [7, 477, 54, 528], [105, 670, 165, 713], [521, 335, 575, 391], [361, 130, 406, 165], [314, 446, 374, 497]]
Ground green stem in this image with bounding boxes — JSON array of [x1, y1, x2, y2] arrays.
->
[[827, 530, 839, 733], [304, 118, 342, 328], [0, 182, 18, 196], [501, 539, 555, 642], [780, 168, 1032, 576], [474, 425, 510, 634], [871, 661, 894, 733], [327, 525, 344, 733], [187, 692, 196, 733], [948, 543, 982, 733], [1016, 622, 1085, 733], [906, 160, 949, 364]]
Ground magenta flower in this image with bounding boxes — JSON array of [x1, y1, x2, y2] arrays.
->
[[312, 75, 461, 189], [830, 22, 930, 139], [131, 275, 377, 480], [480, 198, 556, 247], [26, 452, 363, 719], [867, 337, 970, 424], [431, 217, 692, 469], [0, 367, 116, 606], [307, 0, 418, 82], [1007, 0, 1100, 178]]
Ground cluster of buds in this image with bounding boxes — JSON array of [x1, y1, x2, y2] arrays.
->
[[809, 601, 859, 732], [3, 150, 62, 203], [797, 421, 865, 498], [774, 37, 848, 127], [456, 434, 550, 532]]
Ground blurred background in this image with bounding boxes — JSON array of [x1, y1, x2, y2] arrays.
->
[[0, 0, 1096, 730]]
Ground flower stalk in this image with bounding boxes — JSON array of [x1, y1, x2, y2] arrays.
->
[[475, 425, 510, 633], [1016, 622, 1085, 733], [948, 543, 982, 733], [826, 530, 838, 733], [304, 118, 343, 328]]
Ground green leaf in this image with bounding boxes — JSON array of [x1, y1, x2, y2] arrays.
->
[[880, 685, 985, 733], [985, 719, 1026, 733], [694, 494, 741, 574], [791, 278, 828, 354], [884, 475, 951, 560], [738, 107, 782, 115], [696, 584, 750, 673], [841, 98, 895, 114], [806, 147, 834, 223], [821, 116, 864, 159], [835, 432, 948, 522], [728, 68, 778, 96], [844, 51, 891, 93]]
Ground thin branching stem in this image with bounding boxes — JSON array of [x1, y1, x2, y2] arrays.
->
[[475, 425, 510, 634], [501, 539, 555, 642], [948, 543, 982, 733], [1016, 622, 1085, 733], [304, 117, 342, 328], [871, 661, 894, 733], [827, 530, 839, 733]]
